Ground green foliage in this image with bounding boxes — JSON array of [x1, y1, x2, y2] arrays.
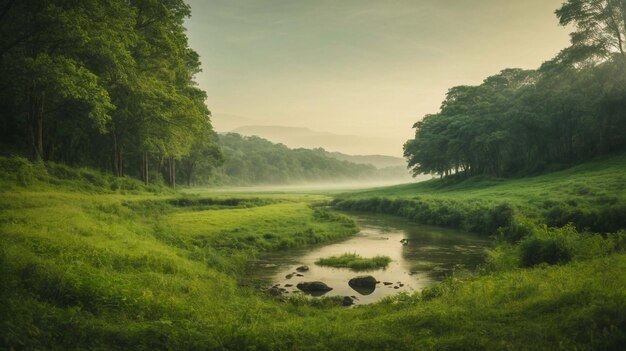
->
[[0, 156, 167, 194], [0, 161, 625, 350], [519, 224, 626, 267], [333, 196, 516, 235], [0, 156, 47, 186], [519, 226, 577, 267], [315, 253, 391, 271], [555, 0, 626, 64], [335, 154, 626, 234], [404, 2, 626, 179], [0, 0, 219, 187], [204, 133, 401, 185]]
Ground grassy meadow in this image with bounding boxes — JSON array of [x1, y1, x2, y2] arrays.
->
[[1, 155, 625, 350], [334, 154, 626, 235]]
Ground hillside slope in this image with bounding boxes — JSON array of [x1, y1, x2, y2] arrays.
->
[[1, 156, 624, 350], [335, 153, 626, 234]]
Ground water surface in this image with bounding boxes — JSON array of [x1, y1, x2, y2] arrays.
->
[[252, 213, 490, 304]]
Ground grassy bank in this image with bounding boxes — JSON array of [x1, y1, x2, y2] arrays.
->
[[1, 155, 625, 350], [333, 154, 626, 236]]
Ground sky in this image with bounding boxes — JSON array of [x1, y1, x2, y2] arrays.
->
[[185, 0, 571, 156]]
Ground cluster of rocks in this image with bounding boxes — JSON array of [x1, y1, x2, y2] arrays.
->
[[266, 265, 408, 306], [381, 281, 404, 289], [284, 265, 309, 280]]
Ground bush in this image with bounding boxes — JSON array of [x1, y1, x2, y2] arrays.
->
[[519, 226, 576, 267], [0, 156, 47, 186], [333, 197, 519, 236], [0, 156, 168, 194]]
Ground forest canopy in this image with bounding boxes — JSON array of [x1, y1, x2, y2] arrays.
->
[[404, 0, 626, 178], [200, 133, 411, 186], [0, 0, 221, 187]]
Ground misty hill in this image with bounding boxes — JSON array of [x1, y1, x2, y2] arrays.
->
[[231, 125, 400, 156], [211, 113, 260, 133], [323, 151, 406, 169], [209, 133, 412, 185]]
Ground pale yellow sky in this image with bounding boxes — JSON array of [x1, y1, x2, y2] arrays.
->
[[185, 0, 570, 156]]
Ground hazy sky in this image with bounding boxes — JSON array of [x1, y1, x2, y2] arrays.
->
[[185, 0, 570, 156]]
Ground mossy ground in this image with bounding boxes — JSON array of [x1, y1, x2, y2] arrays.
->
[[1, 155, 625, 350]]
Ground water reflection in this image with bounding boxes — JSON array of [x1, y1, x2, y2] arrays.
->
[[250, 213, 490, 304]]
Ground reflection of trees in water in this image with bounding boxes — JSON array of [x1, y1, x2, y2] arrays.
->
[[400, 229, 488, 281]]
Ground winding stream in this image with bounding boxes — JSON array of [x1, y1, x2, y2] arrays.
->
[[252, 213, 490, 304]]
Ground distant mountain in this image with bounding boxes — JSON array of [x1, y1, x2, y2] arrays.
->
[[324, 151, 406, 169], [231, 125, 400, 156], [210, 113, 260, 133]]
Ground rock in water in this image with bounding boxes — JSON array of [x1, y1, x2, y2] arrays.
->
[[349, 275, 377, 288], [296, 265, 309, 272], [296, 281, 333, 296], [348, 275, 377, 295]]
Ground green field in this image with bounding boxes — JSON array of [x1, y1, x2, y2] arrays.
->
[[334, 154, 626, 235], [1, 155, 625, 350]]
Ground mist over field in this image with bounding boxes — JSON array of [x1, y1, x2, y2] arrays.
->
[[1, 1, 625, 350]]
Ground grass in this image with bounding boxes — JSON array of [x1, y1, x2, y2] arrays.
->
[[334, 154, 626, 235], [0, 154, 625, 350], [315, 253, 391, 271]]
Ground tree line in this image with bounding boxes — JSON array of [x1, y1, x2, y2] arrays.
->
[[0, 0, 221, 187], [404, 0, 626, 178], [201, 133, 409, 186]]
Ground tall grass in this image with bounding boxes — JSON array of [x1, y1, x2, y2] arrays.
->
[[315, 253, 391, 271], [0, 155, 625, 350], [334, 154, 626, 234]]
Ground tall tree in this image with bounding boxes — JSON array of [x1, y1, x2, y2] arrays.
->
[[555, 0, 626, 64], [0, 0, 119, 161]]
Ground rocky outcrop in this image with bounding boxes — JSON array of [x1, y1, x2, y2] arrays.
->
[[348, 275, 377, 295], [296, 281, 332, 293]]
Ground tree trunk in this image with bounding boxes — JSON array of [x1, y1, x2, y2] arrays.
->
[[119, 148, 124, 177], [621, 1, 626, 53], [112, 132, 119, 176], [142, 151, 149, 185], [186, 164, 193, 186], [111, 131, 124, 177], [167, 156, 176, 188], [28, 86, 44, 161]]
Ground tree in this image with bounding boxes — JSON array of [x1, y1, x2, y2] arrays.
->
[[0, 0, 222, 186], [179, 123, 223, 186], [555, 0, 626, 64], [0, 0, 122, 161]]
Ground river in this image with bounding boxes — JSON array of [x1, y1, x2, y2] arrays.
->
[[251, 213, 490, 304]]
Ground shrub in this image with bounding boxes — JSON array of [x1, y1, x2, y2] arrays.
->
[[0, 156, 47, 186], [519, 226, 575, 267]]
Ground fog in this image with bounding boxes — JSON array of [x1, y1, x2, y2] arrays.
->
[[185, 175, 433, 194], [185, 0, 569, 156]]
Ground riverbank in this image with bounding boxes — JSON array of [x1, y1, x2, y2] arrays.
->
[[1, 155, 624, 350], [249, 213, 490, 304], [333, 154, 626, 235]]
